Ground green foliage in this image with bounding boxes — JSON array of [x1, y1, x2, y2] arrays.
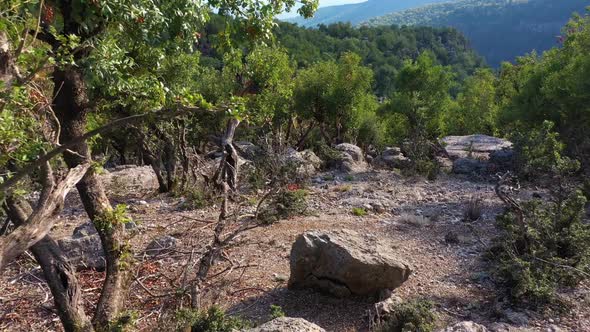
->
[[511, 121, 577, 180], [174, 307, 250, 332], [275, 21, 484, 97], [95, 204, 133, 232], [351, 207, 367, 217], [260, 189, 309, 224], [489, 187, 590, 306], [269, 305, 285, 319], [293, 52, 375, 144], [378, 299, 436, 332], [497, 12, 590, 170], [443, 68, 499, 135]]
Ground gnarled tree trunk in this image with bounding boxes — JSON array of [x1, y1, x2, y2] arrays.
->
[[53, 66, 131, 329], [3, 196, 93, 332]]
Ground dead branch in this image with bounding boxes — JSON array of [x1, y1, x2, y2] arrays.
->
[[0, 162, 90, 271]]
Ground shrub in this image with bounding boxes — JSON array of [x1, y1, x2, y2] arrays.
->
[[511, 121, 567, 181], [188, 307, 251, 332], [378, 299, 436, 332], [259, 188, 309, 224], [352, 207, 368, 216], [489, 178, 590, 307], [401, 136, 440, 180]]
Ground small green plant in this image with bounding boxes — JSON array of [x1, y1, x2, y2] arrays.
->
[[344, 174, 355, 182], [178, 188, 208, 210], [95, 204, 133, 232], [378, 299, 436, 332], [322, 174, 335, 181], [352, 207, 367, 216], [269, 305, 285, 319], [177, 306, 251, 332]]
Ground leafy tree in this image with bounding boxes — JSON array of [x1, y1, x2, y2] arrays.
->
[[443, 68, 498, 135], [293, 52, 376, 145]]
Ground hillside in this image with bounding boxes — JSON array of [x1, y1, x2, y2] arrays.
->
[[285, 0, 450, 27], [364, 0, 589, 66], [274, 22, 485, 96]]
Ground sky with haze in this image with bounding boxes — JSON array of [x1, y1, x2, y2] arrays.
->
[[279, 0, 367, 18]]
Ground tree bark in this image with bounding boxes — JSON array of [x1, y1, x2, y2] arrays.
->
[[3, 197, 93, 332], [53, 66, 130, 329]]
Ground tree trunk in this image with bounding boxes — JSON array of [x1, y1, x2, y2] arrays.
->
[[3, 197, 94, 332], [52, 66, 130, 329]]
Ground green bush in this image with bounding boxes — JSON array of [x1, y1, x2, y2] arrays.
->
[[259, 189, 309, 224], [511, 121, 568, 180], [489, 185, 590, 307], [378, 299, 436, 332]]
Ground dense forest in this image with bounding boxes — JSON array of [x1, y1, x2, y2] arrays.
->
[[365, 0, 589, 66], [1, 0, 590, 331], [274, 22, 486, 97]]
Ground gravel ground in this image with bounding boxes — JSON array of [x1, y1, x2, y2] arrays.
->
[[1, 168, 589, 331]]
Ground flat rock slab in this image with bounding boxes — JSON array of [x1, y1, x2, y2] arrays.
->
[[288, 229, 411, 297], [243, 317, 326, 332], [441, 135, 512, 159]]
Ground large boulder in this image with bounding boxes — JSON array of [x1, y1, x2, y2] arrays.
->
[[438, 322, 489, 332], [288, 230, 411, 297], [100, 165, 159, 195], [243, 317, 325, 332], [333, 143, 368, 173], [441, 135, 512, 160], [285, 148, 322, 177], [235, 141, 264, 160], [374, 147, 412, 170], [58, 234, 105, 270]]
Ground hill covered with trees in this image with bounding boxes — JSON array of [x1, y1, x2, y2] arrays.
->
[[273, 22, 485, 97], [364, 0, 589, 66]]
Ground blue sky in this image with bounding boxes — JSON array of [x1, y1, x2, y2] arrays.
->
[[278, 0, 367, 18]]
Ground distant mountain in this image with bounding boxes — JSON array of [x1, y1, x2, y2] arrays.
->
[[285, 0, 451, 27], [364, 0, 589, 66]]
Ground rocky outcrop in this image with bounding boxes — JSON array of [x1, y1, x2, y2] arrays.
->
[[441, 135, 512, 159], [243, 317, 326, 332], [333, 143, 368, 173], [438, 321, 489, 332], [288, 230, 411, 297], [58, 234, 105, 270], [100, 165, 160, 195], [441, 135, 514, 175], [285, 148, 322, 176], [374, 147, 411, 170]]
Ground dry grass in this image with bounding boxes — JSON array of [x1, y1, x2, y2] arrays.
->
[[463, 196, 483, 222]]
